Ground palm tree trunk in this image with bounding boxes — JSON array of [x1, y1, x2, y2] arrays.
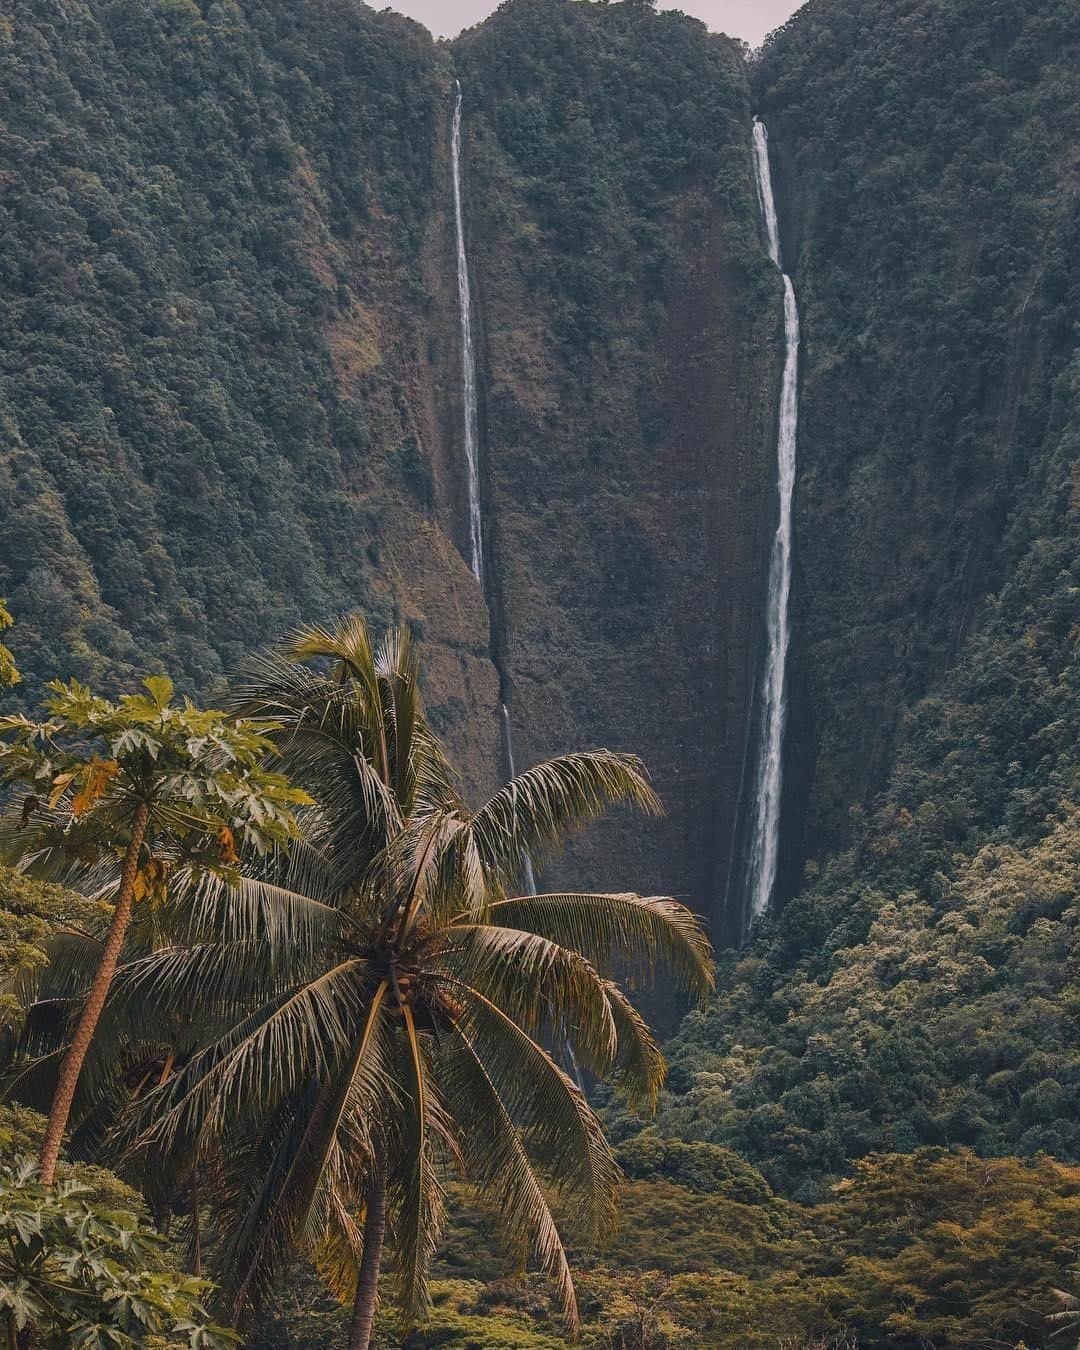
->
[[39, 801, 149, 1184], [348, 1153, 388, 1350]]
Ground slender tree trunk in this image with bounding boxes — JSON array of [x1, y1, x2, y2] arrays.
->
[[39, 801, 149, 1184], [348, 1153, 388, 1350]]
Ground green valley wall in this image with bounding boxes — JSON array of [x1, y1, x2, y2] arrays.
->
[[0, 0, 781, 938], [754, 0, 1080, 878], [0, 0, 501, 798], [652, 0, 1080, 1193]]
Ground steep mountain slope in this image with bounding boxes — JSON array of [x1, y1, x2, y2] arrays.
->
[[648, 0, 1080, 1195], [453, 0, 779, 932], [0, 0, 501, 792], [757, 0, 1080, 874], [0, 0, 780, 932]]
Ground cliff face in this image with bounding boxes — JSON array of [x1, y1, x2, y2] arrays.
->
[[754, 0, 1080, 876], [650, 0, 1080, 1195], [453, 0, 780, 936], [0, 0, 501, 798], [0, 0, 780, 939]]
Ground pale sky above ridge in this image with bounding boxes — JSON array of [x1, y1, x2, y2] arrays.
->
[[384, 1, 804, 48]]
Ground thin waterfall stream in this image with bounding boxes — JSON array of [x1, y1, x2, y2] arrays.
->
[[451, 80, 485, 586], [451, 81, 540, 900], [744, 116, 800, 925], [500, 701, 538, 895]]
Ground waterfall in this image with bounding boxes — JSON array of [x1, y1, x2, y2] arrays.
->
[[752, 117, 782, 267], [500, 701, 538, 895], [452, 84, 539, 898], [451, 80, 485, 585], [744, 117, 800, 924]]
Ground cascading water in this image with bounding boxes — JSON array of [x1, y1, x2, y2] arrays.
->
[[744, 116, 800, 925], [451, 80, 485, 585], [452, 83, 540, 898]]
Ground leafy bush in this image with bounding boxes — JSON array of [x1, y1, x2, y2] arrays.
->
[[0, 1157, 235, 1348]]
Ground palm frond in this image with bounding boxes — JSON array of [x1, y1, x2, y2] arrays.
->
[[465, 751, 662, 885], [285, 615, 377, 691], [440, 1021, 579, 1330], [125, 960, 373, 1159], [388, 1005, 446, 1328], [231, 649, 404, 894], [435, 926, 618, 1077], [600, 979, 666, 1110], [296, 981, 393, 1248], [174, 870, 344, 958], [442, 978, 619, 1241], [486, 892, 714, 1000], [221, 985, 395, 1320]]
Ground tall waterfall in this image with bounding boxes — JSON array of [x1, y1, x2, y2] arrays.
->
[[453, 84, 539, 897], [451, 80, 485, 585], [744, 117, 800, 924]]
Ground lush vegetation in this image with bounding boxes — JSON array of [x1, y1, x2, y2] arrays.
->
[[0, 615, 713, 1347], [0, 0, 442, 699], [3, 611, 1079, 1346], [455, 0, 764, 355], [754, 0, 1080, 869], [244, 1144, 1080, 1348], [1, 0, 1079, 1345], [617, 0, 1080, 1213], [0, 1103, 235, 1348], [0, 1155, 235, 1349]]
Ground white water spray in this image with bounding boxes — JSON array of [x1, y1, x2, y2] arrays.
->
[[745, 117, 800, 923], [451, 81, 484, 584], [453, 88, 542, 907]]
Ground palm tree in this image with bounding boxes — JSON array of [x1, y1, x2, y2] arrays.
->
[[105, 618, 714, 1346], [0, 675, 308, 1183]]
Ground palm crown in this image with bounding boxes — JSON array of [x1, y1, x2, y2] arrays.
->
[[45, 618, 714, 1343]]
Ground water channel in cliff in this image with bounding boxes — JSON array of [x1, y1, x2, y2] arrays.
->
[[452, 83, 539, 888], [451, 80, 485, 586], [744, 116, 800, 926]]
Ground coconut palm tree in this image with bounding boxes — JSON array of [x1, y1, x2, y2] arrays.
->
[[103, 618, 714, 1347], [0, 675, 308, 1184]]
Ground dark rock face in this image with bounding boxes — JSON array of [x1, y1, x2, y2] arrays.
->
[[452, 0, 780, 941]]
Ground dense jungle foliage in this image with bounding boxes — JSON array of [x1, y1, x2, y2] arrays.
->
[[0, 0, 440, 696], [759, 0, 1080, 865], [453, 0, 764, 356]]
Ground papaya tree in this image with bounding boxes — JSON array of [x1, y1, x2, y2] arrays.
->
[[0, 1156, 238, 1348], [0, 675, 309, 1183], [0, 602, 19, 691]]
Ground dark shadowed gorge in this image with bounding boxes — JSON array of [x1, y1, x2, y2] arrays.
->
[[451, 0, 779, 938]]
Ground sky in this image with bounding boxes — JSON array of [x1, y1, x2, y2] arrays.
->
[[385, 1, 804, 48]]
